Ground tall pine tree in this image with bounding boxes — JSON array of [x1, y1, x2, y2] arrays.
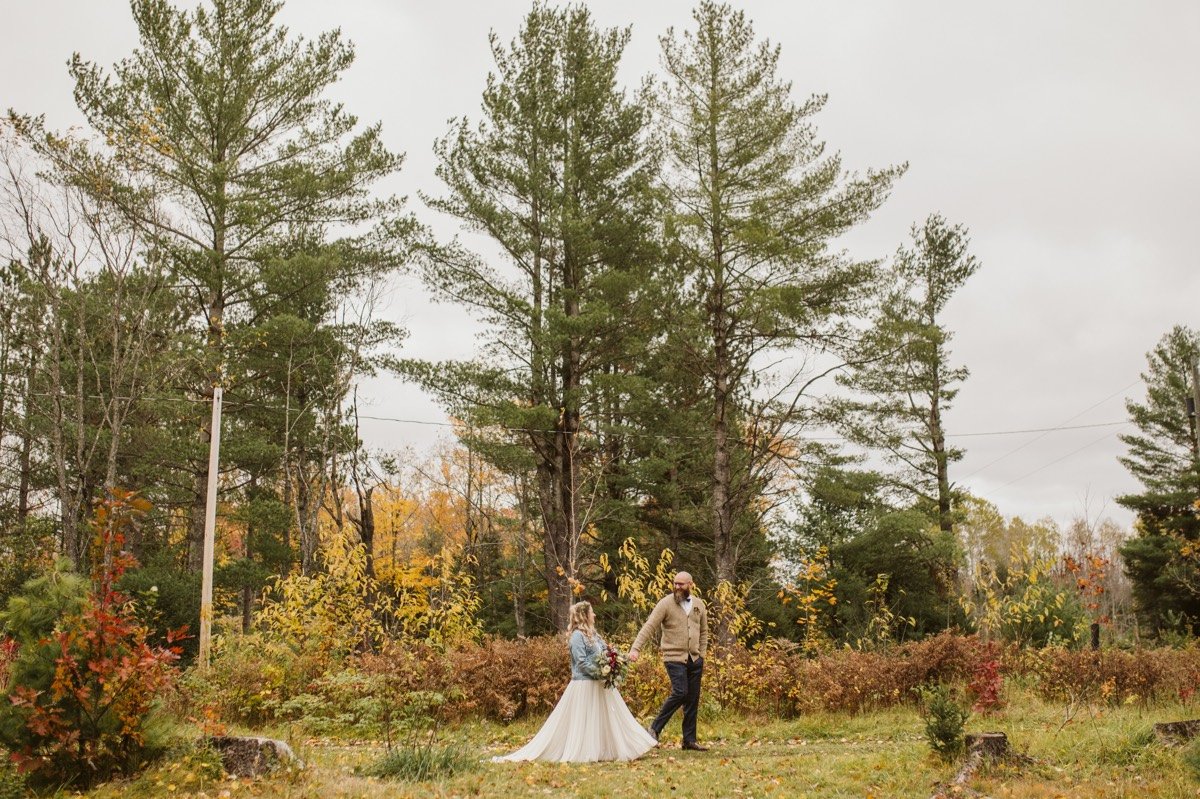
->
[[658, 1, 901, 638], [1118, 325, 1200, 633], [834, 214, 980, 534], [48, 0, 412, 572], [408, 3, 662, 631]]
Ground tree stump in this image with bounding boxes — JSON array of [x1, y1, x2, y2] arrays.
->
[[1154, 720, 1200, 746], [207, 735, 302, 777], [965, 732, 1010, 760], [931, 733, 1013, 799]]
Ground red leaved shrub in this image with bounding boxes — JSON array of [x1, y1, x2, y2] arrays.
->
[[968, 649, 1005, 713], [0, 492, 185, 787]]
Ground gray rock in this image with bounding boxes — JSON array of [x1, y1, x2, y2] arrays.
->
[[206, 735, 303, 777], [1154, 720, 1200, 746]]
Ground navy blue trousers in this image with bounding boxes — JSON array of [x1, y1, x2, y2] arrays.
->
[[650, 656, 703, 744]]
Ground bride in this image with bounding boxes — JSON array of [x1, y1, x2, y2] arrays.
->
[[493, 601, 657, 762]]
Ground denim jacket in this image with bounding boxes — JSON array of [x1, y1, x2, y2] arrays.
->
[[568, 630, 606, 681]]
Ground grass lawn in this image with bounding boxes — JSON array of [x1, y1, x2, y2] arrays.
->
[[81, 690, 1200, 799]]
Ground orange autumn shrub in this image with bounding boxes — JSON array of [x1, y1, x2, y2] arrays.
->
[[619, 652, 677, 717], [704, 632, 981, 717], [358, 641, 446, 696], [1023, 645, 1200, 706], [443, 636, 569, 720], [704, 643, 793, 716], [194, 631, 1200, 731], [364, 636, 665, 723], [789, 650, 898, 714]]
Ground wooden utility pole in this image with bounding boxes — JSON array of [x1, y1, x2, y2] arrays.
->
[[198, 386, 223, 669]]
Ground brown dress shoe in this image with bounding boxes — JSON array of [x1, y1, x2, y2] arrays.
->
[[681, 742, 708, 751]]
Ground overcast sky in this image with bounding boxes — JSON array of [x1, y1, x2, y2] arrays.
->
[[3, 0, 1198, 531]]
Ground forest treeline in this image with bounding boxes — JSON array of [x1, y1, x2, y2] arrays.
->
[[1, 0, 1199, 658]]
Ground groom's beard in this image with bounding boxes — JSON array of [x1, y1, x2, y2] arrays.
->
[[674, 588, 690, 602]]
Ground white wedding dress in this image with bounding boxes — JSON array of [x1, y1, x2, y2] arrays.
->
[[493, 632, 657, 763]]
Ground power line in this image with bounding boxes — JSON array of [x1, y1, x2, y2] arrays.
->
[[12, 390, 1132, 442], [960, 379, 1139, 480], [947, 420, 1129, 438], [994, 428, 1123, 490], [354, 414, 1131, 441]]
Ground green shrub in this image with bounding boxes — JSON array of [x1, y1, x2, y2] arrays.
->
[[270, 670, 449, 743], [0, 759, 24, 799], [119, 555, 202, 661], [360, 738, 476, 782], [162, 739, 226, 784], [0, 517, 56, 613], [920, 683, 970, 761], [1096, 725, 1155, 766], [188, 629, 329, 727], [0, 559, 88, 647], [0, 559, 88, 707], [1183, 738, 1200, 782]]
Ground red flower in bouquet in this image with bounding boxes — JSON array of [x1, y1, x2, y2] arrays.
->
[[594, 645, 630, 689]]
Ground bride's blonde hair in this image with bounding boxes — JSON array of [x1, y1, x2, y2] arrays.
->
[[567, 601, 598, 644]]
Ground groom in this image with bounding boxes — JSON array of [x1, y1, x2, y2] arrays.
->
[[629, 571, 709, 751]]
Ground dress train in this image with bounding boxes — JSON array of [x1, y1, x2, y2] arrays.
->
[[493, 679, 656, 763]]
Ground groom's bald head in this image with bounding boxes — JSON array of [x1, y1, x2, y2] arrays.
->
[[673, 572, 693, 601]]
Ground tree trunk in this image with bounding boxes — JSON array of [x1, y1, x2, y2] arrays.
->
[[191, 128, 229, 570], [706, 52, 737, 646], [242, 475, 257, 633], [1154, 719, 1200, 745], [666, 465, 683, 558], [15, 343, 36, 524], [359, 483, 375, 579], [0, 309, 10, 515], [930, 361, 953, 535], [43, 284, 80, 566], [513, 475, 533, 638], [514, 586, 527, 638], [964, 732, 1010, 760], [16, 416, 32, 525], [1189, 362, 1200, 497], [463, 440, 478, 585], [187, 464, 207, 572], [712, 349, 737, 647], [712, 362, 735, 587], [190, 246, 226, 572], [537, 459, 574, 632], [552, 279, 582, 632], [297, 470, 319, 574], [242, 586, 253, 634]]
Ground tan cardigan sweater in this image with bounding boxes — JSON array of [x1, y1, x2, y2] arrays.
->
[[631, 594, 709, 663]]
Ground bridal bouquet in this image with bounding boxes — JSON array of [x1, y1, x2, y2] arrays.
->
[[594, 645, 629, 689]]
